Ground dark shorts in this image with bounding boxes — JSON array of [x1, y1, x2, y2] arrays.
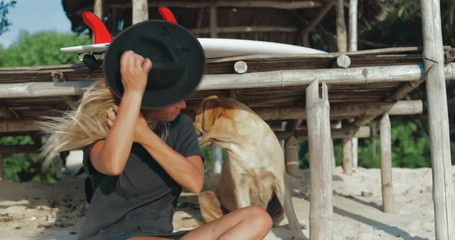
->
[[97, 229, 189, 240]]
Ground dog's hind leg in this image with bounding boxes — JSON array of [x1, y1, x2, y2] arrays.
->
[[198, 191, 224, 223]]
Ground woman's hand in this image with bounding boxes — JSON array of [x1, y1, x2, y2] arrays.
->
[[120, 50, 153, 94], [91, 51, 152, 176], [107, 105, 151, 144]]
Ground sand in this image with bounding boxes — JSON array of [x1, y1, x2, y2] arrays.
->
[[0, 165, 453, 240]]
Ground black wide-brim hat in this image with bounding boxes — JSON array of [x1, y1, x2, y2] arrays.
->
[[104, 20, 205, 108]]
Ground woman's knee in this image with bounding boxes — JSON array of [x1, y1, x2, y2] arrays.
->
[[242, 206, 273, 229]]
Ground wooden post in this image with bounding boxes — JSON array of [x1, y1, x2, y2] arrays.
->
[[307, 81, 333, 240], [380, 114, 394, 213], [94, 0, 104, 19], [0, 153, 3, 181], [348, 0, 358, 52], [209, 3, 218, 38], [348, 0, 359, 168], [337, 0, 353, 174], [132, 0, 148, 24], [212, 144, 222, 174], [342, 138, 352, 175], [285, 136, 300, 177], [420, 1, 455, 239], [336, 0, 347, 52]]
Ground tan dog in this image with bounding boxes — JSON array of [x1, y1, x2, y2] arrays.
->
[[194, 95, 305, 239]]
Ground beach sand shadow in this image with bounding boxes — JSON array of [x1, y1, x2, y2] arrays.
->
[[334, 207, 429, 240]]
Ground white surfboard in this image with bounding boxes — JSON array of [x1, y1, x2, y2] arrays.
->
[[60, 38, 326, 58], [197, 38, 326, 58]]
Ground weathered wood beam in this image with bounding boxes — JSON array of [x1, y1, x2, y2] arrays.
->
[[0, 144, 40, 154], [255, 100, 423, 121], [275, 126, 370, 140], [290, 119, 304, 131], [0, 100, 423, 133], [0, 80, 95, 98], [0, 117, 371, 137], [351, 79, 425, 127], [191, 26, 297, 34], [333, 54, 351, 68], [0, 105, 16, 118], [107, 1, 322, 10], [0, 119, 41, 133], [1, 63, 455, 99], [0, 131, 40, 137], [175, 100, 422, 122], [197, 63, 455, 90]]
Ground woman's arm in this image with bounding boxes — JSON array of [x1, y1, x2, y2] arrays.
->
[[136, 127, 204, 193], [90, 51, 152, 175], [107, 109, 204, 193]]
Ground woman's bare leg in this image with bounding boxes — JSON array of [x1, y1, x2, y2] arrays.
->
[[128, 206, 272, 240], [181, 206, 272, 240]]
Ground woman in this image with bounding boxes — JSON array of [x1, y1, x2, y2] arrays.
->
[[41, 50, 272, 240]]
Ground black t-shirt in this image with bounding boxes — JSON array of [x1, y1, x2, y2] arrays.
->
[[78, 114, 201, 240]]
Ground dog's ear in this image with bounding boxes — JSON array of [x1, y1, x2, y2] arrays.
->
[[202, 97, 223, 131]]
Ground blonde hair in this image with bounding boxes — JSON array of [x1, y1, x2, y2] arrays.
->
[[40, 80, 115, 159], [40, 80, 171, 170]]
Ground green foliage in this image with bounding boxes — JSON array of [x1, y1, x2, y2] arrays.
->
[[360, 0, 423, 48], [0, 31, 91, 67], [0, 0, 16, 36], [200, 145, 213, 172], [390, 122, 430, 168], [298, 120, 431, 169], [200, 145, 228, 172], [0, 31, 90, 182], [297, 140, 310, 169], [0, 136, 59, 182]]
